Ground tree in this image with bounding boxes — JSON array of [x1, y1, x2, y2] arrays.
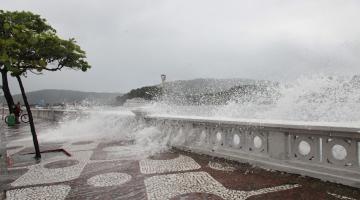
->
[[0, 10, 91, 158]]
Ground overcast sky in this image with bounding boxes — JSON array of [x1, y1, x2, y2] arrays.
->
[[2, 0, 360, 94]]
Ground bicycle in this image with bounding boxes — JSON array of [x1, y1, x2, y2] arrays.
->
[[4, 113, 29, 123]]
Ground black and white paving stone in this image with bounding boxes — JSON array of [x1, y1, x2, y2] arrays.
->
[[6, 185, 71, 200], [145, 171, 300, 200], [87, 172, 132, 187], [140, 155, 201, 174]]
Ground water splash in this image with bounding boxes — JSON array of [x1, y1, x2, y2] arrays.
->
[[38, 108, 170, 159], [259, 74, 360, 122], [29, 73, 360, 160], [146, 74, 360, 124], [39, 110, 137, 143]]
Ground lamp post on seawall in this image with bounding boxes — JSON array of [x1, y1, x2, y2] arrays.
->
[[161, 74, 166, 88], [161, 74, 167, 99]]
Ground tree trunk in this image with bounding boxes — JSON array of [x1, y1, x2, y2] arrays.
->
[[1, 70, 15, 113], [16, 76, 41, 159]]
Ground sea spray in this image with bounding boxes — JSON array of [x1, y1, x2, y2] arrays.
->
[[146, 74, 360, 124], [37, 109, 172, 159], [27, 73, 360, 160]]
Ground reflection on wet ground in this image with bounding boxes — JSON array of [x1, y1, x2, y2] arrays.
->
[[1, 121, 360, 200]]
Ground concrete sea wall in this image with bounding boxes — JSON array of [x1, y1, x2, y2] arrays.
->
[[142, 113, 360, 188]]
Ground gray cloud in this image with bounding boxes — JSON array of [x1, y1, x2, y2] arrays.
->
[[2, 0, 360, 94]]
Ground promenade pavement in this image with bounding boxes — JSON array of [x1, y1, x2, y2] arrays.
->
[[0, 121, 359, 200]]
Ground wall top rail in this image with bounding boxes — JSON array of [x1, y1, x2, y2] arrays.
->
[[146, 114, 360, 135]]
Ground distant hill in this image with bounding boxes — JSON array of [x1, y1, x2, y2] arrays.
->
[[1, 89, 122, 105], [165, 78, 257, 95], [116, 78, 278, 105]]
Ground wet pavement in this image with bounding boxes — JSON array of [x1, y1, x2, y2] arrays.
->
[[1, 121, 360, 200]]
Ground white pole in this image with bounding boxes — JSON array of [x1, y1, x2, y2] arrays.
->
[[161, 74, 166, 94]]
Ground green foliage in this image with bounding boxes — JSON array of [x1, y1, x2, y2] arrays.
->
[[0, 10, 90, 75], [127, 86, 162, 100], [116, 86, 162, 105]]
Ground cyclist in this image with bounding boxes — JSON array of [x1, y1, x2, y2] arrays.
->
[[14, 102, 22, 124]]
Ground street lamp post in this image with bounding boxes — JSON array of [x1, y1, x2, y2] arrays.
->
[[161, 74, 166, 98], [161, 74, 166, 88]]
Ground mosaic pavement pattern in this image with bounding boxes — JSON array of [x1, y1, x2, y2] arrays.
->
[[87, 172, 132, 187], [145, 171, 300, 200], [11, 151, 92, 187], [139, 155, 201, 174], [2, 122, 360, 200], [6, 185, 71, 200], [208, 161, 236, 172]]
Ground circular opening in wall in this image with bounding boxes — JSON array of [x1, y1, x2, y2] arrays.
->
[[216, 132, 222, 142], [253, 136, 262, 149], [233, 134, 240, 146], [332, 144, 347, 160], [298, 141, 311, 156]]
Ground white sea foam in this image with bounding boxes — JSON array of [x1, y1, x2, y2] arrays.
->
[[146, 74, 360, 125], [34, 107, 171, 159]]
